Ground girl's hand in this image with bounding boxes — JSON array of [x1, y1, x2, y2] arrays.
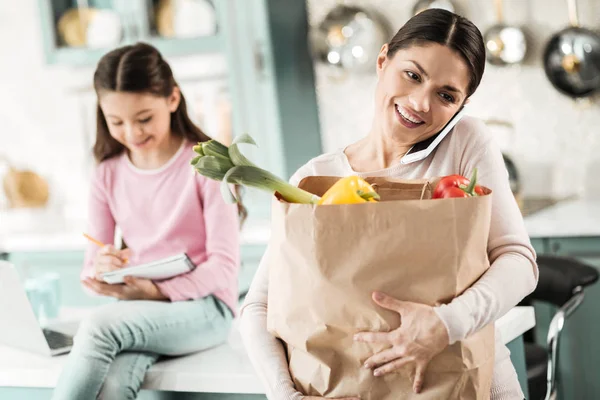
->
[[93, 245, 132, 280], [83, 276, 168, 301], [353, 292, 450, 394]]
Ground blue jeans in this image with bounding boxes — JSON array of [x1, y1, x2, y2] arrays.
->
[[52, 295, 233, 400]]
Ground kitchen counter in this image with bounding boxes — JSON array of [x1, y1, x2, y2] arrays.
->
[[4, 198, 598, 254], [0, 218, 272, 254], [0, 306, 534, 393], [523, 199, 600, 238]]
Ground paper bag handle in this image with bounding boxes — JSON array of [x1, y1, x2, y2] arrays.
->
[[368, 179, 433, 201], [420, 182, 429, 200]]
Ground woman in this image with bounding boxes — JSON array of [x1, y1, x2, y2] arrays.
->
[[240, 9, 537, 400]]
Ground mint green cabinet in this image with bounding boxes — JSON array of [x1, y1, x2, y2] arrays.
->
[[530, 236, 600, 400], [221, 0, 322, 220]]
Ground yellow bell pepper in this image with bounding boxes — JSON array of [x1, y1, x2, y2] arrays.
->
[[318, 176, 380, 205]]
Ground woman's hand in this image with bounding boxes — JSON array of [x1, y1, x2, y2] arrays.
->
[[353, 291, 450, 394], [93, 245, 131, 280], [83, 276, 168, 301]]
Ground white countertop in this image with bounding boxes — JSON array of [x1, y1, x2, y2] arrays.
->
[[0, 218, 272, 254], [0, 306, 534, 392], [4, 198, 598, 254], [524, 199, 600, 239]]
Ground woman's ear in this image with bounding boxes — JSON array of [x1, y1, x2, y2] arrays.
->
[[167, 86, 181, 112], [376, 44, 390, 77]]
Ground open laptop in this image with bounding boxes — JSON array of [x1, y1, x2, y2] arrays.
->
[[0, 261, 73, 356]]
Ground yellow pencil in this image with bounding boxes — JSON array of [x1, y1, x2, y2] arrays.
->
[[82, 233, 105, 248], [82, 233, 128, 263]]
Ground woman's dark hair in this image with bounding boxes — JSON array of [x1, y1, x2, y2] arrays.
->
[[387, 9, 486, 98], [93, 42, 247, 224]]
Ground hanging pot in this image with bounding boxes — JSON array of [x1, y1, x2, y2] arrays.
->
[[483, 0, 528, 65], [412, 0, 455, 16], [310, 4, 390, 74], [543, 0, 600, 98]]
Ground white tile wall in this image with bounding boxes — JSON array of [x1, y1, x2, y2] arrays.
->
[[306, 0, 600, 198]]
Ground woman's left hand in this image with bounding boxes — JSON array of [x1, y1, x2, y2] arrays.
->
[[83, 277, 169, 301], [353, 291, 450, 394]]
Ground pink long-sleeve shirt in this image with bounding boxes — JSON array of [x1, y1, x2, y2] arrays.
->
[[82, 139, 240, 314]]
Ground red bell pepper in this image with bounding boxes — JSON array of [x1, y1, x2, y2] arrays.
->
[[433, 168, 484, 199]]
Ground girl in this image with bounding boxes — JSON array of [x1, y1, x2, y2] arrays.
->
[[52, 42, 243, 400], [240, 9, 537, 400]]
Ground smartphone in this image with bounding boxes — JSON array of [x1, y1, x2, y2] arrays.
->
[[400, 106, 467, 165]]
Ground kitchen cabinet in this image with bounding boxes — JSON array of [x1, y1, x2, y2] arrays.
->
[[530, 236, 600, 400], [38, 0, 223, 65]]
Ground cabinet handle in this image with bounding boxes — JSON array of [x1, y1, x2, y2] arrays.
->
[[253, 43, 267, 78]]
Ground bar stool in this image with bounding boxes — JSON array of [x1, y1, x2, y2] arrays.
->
[[519, 254, 599, 400]]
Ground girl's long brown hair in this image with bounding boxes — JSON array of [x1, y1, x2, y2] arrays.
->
[[93, 42, 247, 224]]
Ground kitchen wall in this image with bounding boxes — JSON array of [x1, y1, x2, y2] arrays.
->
[[307, 0, 600, 199]]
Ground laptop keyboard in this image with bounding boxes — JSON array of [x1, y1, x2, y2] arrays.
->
[[42, 329, 73, 350]]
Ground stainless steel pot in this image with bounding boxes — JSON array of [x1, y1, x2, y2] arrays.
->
[[483, 0, 527, 65], [543, 0, 600, 98], [310, 4, 390, 73]]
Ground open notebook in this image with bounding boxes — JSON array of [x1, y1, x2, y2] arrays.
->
[[101, 253, 196, 284]]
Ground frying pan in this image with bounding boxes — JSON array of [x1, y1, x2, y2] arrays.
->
[[543, 0, 600, 98], [483, 0, 527, 65]]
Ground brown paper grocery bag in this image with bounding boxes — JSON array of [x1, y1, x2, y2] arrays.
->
[[266, 176, 495, 400]]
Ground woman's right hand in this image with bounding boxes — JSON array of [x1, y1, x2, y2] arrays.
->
[[93, 245, 131, 280]]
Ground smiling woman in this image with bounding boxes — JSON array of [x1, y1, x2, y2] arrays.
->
[[240, 9, 537, 400]]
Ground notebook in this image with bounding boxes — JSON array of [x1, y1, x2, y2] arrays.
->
[[101, 253, 196, 284]]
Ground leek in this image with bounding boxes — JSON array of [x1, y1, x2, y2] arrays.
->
[[191, 134, 320, 204]]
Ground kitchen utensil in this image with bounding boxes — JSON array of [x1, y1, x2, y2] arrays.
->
[[484, 0, 527, 65], [156, 0, 217, 38], [1, 156, 49, 209], [2, 167, 49, 209], [57, 7, 98, 47], [412, 0, 455, 16], [310, 4, 390, 73], [543, 0, 600, 98], [85, 9, 122, 48]]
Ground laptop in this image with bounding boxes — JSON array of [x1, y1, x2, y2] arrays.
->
[[0, 261, 73, 356]]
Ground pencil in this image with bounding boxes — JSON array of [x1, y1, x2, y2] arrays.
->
[[82, 233, 129, 263], [82, 233, 105, 247]]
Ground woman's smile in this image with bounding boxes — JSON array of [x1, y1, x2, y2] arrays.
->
[[395, 104, 425, 128]]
